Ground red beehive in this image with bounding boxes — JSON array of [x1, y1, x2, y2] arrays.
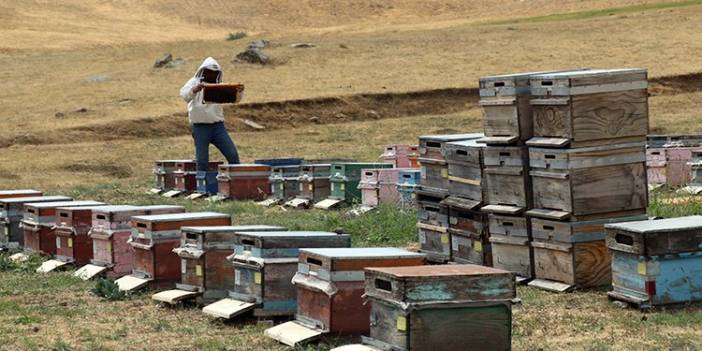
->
[[265, 248, 426, 347], [173, 161, 221, 194], [0, 190, 42, 200], [115, 212, 231, 292], [54, 205, 114, 268], [75, 205, 186, 280], [217, 164, 271, 201], [22, 201, 104, 257]]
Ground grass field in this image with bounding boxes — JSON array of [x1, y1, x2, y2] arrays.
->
[[3, 1, 702, 350], [0, 188, 701, 351]]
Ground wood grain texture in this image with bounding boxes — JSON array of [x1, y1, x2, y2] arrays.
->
[[571, 89, 648, 143], [369, 300, 408, 350], [571, 163, 647, 216], [490, 236, 533, 278], [532, 103, 571, 139], [485, 170, 530, 208], [574, 240, 612, 287]]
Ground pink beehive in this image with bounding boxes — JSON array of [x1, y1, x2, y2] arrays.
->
[[378, 168, 413, 205], [380, 145, 419, 168], [358, 169, 380, 208], [666, 147, 693, 187], [646, 148, 667, 185]]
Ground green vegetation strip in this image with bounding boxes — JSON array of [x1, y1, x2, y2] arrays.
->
[[489, 0, 702, 25]]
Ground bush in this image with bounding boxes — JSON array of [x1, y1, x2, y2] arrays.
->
[[91, 279, 127, 301], [227, 31, 247, 41], [0, 252, 44, 273]]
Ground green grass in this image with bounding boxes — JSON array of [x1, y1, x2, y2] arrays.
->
[[2, 184, 702, 350], [489, 0, 702, 25]]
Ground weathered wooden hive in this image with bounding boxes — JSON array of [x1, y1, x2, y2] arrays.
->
[[331, 264, 516, 351], [380, 144, 419, 168], [265, 248, 425, 347], [53, 205, 116, 269], [315, 163, 392, 210], [485, 211, 533, 280], [202, 231, 351, 319], [286, 163, 332, 208], [269, 165, 303, 200], [526, 68, 648, 148], [646, 148, 667, 186], [0, 190, 42, 199], [416, 189, 450, 263], [151, 225, 288, 305], [22, 200, 103, 260], [377, 168, 408, 205], [152, 160, 186, 192], [0, 196, 71, 248], [173, 160, 222, 195], [396, 169, 421, 208], [606, 216, 702, 308], [647, 147, 695, 188], [114, 212, 231, 292], [359, 169, 381, 209], [444, 138, 486, 203], [216, 163, 271, 201], [442, 196, 491, 266], [418, 134, 483, 195], [75, 205, 185, 280]]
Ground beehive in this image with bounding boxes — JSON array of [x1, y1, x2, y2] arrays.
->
[[482, 146, 531, 213], [419, 134, 483, 194], [444, 138, 486, 203], [174, 161, 221, 194], [333, 265, 515, 351], [269, 164, 302, 200], [380, 144, 419, 168], [151, 225, 288, 305], [265, 248, 425, 347], [152, 160, 188, 192], [54, 205, 116, 268], [75, 205, 185, 280], [217, 163, 271, 201], [202, 231, 351, 319], [316, 163, 392, 209], [416, 190, 450, 263], [358, 169, 381, 208], [0, 196, 72, 248], [0, 190, 42, 200], [606, 216, 702, 307], [396, 169, 421, 208], [22, 200, 104, 258], [442, 196, 491, 266], [527, 68, 648, 148], [486, 212, 533, 280], [114, 212, 231, 292]]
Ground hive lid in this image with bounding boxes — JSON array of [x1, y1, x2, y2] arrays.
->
[[366, 264, 511, 278], [605, 216, 702, 233], [26, 200, 104, 209], [301, 247, 425, 259], [530, 68, 646, 80], [0, 190, 42, 196], [0, 196, 72, 204], [57, 204, 117, 211], [182, 225, 287, 233], [90, 205, 142, 213], [445, 138, 486, 149], [236, 231, 343, 238], [419, 133, 484, 142], [131, 212, 229, 222]]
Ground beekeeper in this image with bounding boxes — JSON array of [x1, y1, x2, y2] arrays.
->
[[179, 57, 240, 171]]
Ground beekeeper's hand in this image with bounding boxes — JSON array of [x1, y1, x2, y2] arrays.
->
[[192, 83, 205, 94]]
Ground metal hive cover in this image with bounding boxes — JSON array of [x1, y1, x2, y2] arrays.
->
[[445, 138, 486, 149], [0, 196, 72, 204], [236, 231, 344, 238], [605, 216, 702, 233], [301, 247, 425, 259], [181, 225, 287, 233], [530, 68, 646, 79], [131, 212, 229, 222], [90, 205, 141, 213], [368, 264, 511, 278], [26, 200, 104, 209], [419, 133, 484, 142]]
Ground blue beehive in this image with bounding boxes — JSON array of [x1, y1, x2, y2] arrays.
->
[[605, 216, 702, 308], [196, 171, 219, 194], [396, 169, 421, 207]]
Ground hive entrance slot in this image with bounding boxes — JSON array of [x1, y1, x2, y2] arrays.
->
[[60, 213, 68, 218], [494, 82, 506, 87], [96, 215, 106, 220], [186, 233, 198, 240], [457, 150, 468, 156], [242, 239, 256, 246], [541, 81, 553, 86], [545, 155, 556, 159], [306, 257, 323, 266], [375, 279, 392, 292], [543, 225, 555, 231], [499, 152, 511, 157], [426, 142, 441, 148], [615, 234, 634, 246], [136, 223, 147, 229]]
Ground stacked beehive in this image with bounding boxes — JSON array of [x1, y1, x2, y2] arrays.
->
[[379, 144, 419, 168], [524, 69, 650, 291], [478, 71, 539, 280], [645, 135, 702, 189], [686, 149, 702, 193], [417, 133, 483, 263]]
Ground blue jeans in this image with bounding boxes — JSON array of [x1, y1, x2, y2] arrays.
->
[[191, 122, 240, 171]]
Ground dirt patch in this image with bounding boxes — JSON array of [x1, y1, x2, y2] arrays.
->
[[59, 163, 132, 179], [1, 72, 701, 149]]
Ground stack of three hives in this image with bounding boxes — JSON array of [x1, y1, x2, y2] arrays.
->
[[416, 133, 483, 263]]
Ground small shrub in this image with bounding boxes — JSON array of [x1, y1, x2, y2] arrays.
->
[[91, 279, 127, 301], [227, 31, 247, 41]]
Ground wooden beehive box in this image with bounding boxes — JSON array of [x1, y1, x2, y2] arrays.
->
[[265, 248, 425, 347], [486, 213, 533, 279], [442, 196, 491, 266], [397, 169, 421, 208], [174, 161, 221, 194], [605, 216, 702, 307], [202, 83, 244, 104], [359, 169, 381, 208], [151, 225, 288, 305], [377, 168, 407, 205], [528, 143, 647, 220], [417, 190, 450, 263], [380, 144, 419, 168], [351, 264, 514, 351], [269, 165, 302, 200], [54, 205, 115, 267], [317, 162, 392, 209], [483, 146, 531, 213], [527, 68, 648, 148], [77, 205, 185, 280], [216, 163, 271, 201], [664, 147, 693, 187], [22, 200, 104, 257], [0, 196, 72, 248], [527, 214, 647, 292], [419, 134, 484, 194], [0, 190, 42, 200], [291, 163, 332, 206], [646, 148, 667, 186], [152, 160, 185, 192], [444, 138, 486, 203], [114, 212, 231, 292], [202, 231, 351, 319]]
